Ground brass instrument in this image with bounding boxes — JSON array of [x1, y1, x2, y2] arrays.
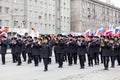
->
[[55, 37, 59, 44], [77, 40, 82, 46], [100, 42, 105, 47], [99, 40, 105, 52]]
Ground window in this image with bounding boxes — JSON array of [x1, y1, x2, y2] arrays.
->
[[53, 15, 55, 21], [45, 24, 47, 27], [0, 6, 2, 13], [39, 16, 41, 19], [49, 24, 51, 27], [29, 0, 32, 5], [45, 13, 47, 20], [14, 8, 18, 13], [14, 21, 18, 27], [35, 23, 37, 27], [0, 20, 2, 25], [5, 7, 9, 14], [40, 1, 43, 5], [35, 0, 37, 3], [29, 22, 32, 28], [64, 17, 66, 22], [5, 0, 8, 2], [49, 14, 51, 21], [14, 0, 17, 3], [5, 20, 9, 26]]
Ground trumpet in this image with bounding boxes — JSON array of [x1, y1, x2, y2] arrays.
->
[[55, 37, 59, 44], [100, 42, 105, 47]]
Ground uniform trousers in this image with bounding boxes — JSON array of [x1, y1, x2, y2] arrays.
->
[[1, 53, 6, 64]]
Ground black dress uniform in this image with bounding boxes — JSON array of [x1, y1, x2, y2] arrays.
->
[[32, 41, 40, 66], [77, 40, 87, 69], [56, 36, 65, 68], [67, 39, 77, 66], [54, 42, 59, 63], [0, 36, 7, 65], [48, 38, 55, 64], [25, 38, 33, 64], [87, 40, 96, 66], [10, 38, 17, 63], [93, 39, 100, 65], [40, 42, 50, 71], [21, 37, 27, 62], [72, 39, 77, 64], [14, 38, 22, 65], [102, 40, 112, 70], [116, 40, 120, 65], [110, 40, 118, 68]]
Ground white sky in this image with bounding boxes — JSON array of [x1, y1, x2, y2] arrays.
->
[[99, 0, 120, 8]]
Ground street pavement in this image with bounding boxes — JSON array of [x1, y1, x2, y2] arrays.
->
[[0, 54, 120, 80]]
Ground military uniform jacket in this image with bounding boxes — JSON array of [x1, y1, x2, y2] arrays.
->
[[9, 40, 16, 54], [0, 40, 7, 54], [77, 40, 87, 55], [40, 43, 50, 58], [21, 40, 27, 52], [32, 42, 40, 56], [87, 41, 96, 55], [113, 41, 119, 56], [67, 40, 77, 54], [25, 40, 33, 53], [48, 39, 55, 56], [94, 40, 100, 53], [55, 39, 65, 54], [102, 42, 112, 56], [14, 40, 22, 53]]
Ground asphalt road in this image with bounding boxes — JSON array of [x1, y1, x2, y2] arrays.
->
[[0, 54, 120, 80]]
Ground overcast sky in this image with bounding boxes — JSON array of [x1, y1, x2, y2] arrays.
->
[[100, 0, 120, 8]]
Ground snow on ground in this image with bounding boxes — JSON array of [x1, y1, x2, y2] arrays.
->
[[0, 54, 120, 80]]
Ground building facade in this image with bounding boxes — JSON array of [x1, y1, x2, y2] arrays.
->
[[71, 0, 120, 32], [0, 0, 70, 34]]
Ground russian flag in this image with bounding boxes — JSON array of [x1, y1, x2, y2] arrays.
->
[[115, 27, 120, 33], [104, 24, 114, 36], [108, 24, 114, 30], [95, 27, 104, 36], [84, 29, 91, 37], [112, 27, 120, 36], [104, 30, 113, 36]]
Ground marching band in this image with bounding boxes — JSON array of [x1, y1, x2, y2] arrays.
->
[[0, 34, 120, 71]]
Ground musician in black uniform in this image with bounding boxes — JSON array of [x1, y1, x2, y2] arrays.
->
[[40, 37, 50, 71], [10, 37, 17, 63], [111, 36, 119, 68], [67, 34, 76, 66], [99, 36, 105, 63], [55, 34, 65, 68], [72, 36, 77, 64], [32, 38, 41, 66], [101, 37, 112, 70], [54, 37, 59, 63], [14, 35, 22, 66], [93, 36, 100, 65], [117, 38, 120, 65], [48, 35, 55, 64], [0, 36, 7, 65], [77, 36, 87, 69], [87, 36, 94, 66], [26, 36, 33, 64], [21, 36, 27, 62]]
